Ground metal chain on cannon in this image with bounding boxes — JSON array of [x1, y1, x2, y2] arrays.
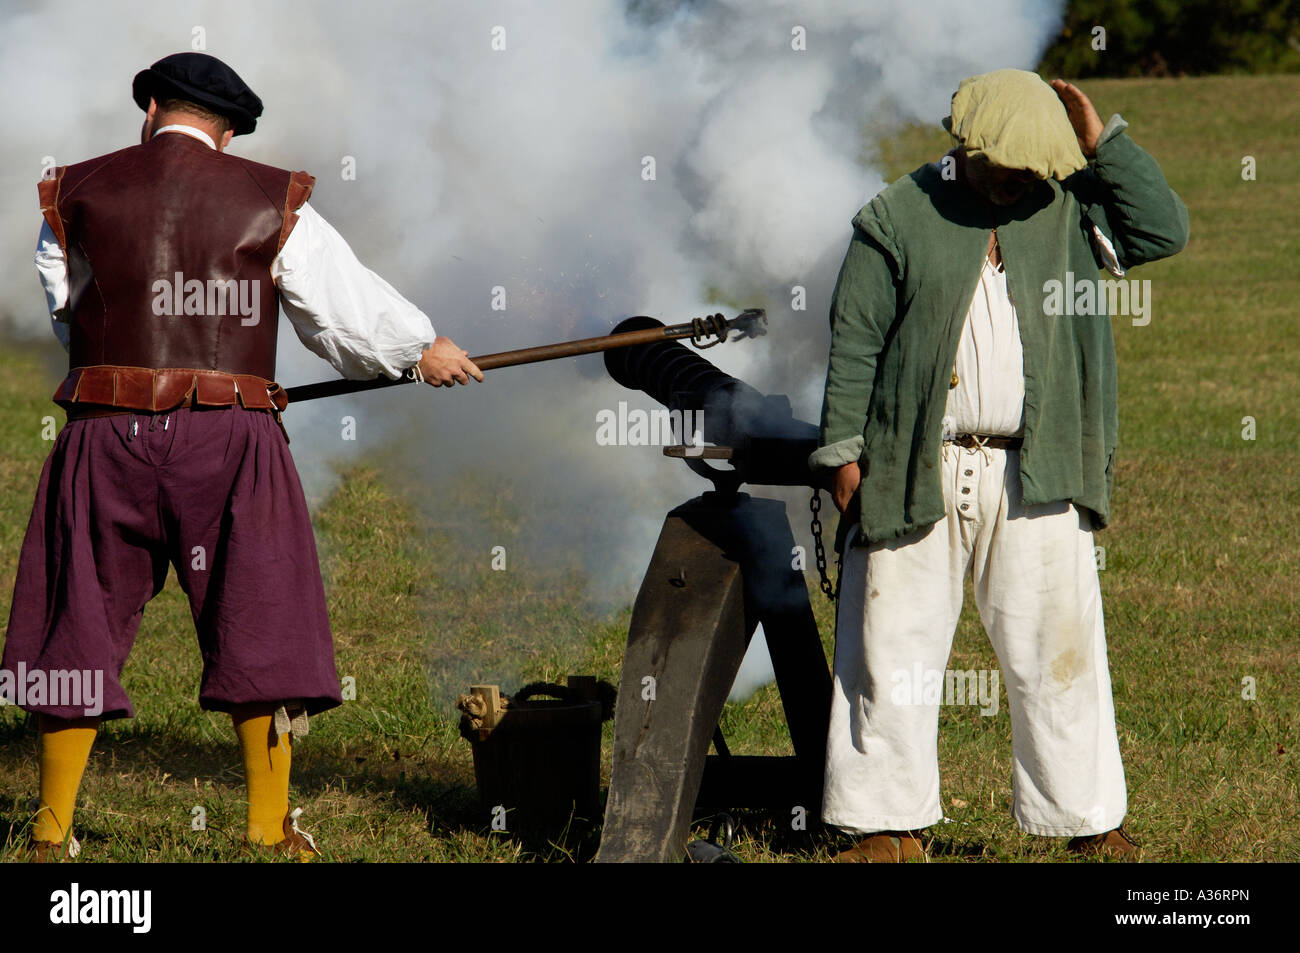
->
[[809, 490, 841, 602]]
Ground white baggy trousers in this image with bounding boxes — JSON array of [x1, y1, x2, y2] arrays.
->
[[822, 442, 1127, 837]]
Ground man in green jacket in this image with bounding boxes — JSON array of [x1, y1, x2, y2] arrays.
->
[[809, 70, 1188, 862]]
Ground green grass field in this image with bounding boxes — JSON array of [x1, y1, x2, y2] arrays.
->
[[1, 74, 1296, 863]]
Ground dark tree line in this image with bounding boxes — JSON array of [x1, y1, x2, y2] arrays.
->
[[1038, 0, 1300, 76]]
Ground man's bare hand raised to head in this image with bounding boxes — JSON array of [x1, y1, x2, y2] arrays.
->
[[1050, 79, 1103, 158], [418, 336, 484, 387]]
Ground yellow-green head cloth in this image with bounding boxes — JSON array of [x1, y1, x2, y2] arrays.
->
[[943, 69, 1087, 181]]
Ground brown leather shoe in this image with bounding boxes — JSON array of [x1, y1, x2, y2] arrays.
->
[[276, 808, 321, 861], [25, 835, 80, 862], [1067, 827, 1140, 859], [834, 830, 928, 863], [243, 808, 322, 862]]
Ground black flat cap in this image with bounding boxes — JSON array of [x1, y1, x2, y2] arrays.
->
[[132, 52, 263, 136]]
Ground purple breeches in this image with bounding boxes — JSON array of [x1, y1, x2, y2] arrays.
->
[[1, 406, 342, 719]]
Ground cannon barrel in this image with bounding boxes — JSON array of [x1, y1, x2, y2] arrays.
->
[[604, 316, 823, 489]]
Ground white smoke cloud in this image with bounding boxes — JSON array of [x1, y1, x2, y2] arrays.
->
[[0, 0, 1066, 691]]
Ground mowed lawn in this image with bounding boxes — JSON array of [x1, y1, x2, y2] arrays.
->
[[1, 74, 1296, 863]]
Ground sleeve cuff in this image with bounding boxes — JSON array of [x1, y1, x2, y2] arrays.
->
[[1097, 113, 1129, 152], [381, 340, 433, 380], [808, 435, 864, 471]]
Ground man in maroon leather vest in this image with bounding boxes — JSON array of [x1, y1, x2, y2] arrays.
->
[[2, 52, 481, 860], [46, 126, 305, 409]]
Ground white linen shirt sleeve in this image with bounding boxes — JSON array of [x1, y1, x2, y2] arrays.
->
[[36, 220, 71, 352], [273, 202, 435, 380]]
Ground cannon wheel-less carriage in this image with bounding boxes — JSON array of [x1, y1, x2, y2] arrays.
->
[[594, 316, 833, 863]]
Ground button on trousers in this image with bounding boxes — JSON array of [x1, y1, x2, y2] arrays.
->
[[822, 443, 1127, 837]]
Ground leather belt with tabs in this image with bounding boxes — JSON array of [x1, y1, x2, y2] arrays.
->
[[945, 433, 1023, 451], [56, 366, 291, 442], [56, 366, 288, 419]]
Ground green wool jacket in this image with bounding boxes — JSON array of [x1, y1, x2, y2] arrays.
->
[[810, 117, 1189, 545]]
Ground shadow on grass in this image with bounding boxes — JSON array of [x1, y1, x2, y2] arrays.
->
[[0, 718, 617, 862], [2, 719, 928, 863]]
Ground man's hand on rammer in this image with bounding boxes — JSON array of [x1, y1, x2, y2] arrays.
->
[[418, 336, 484, 387]]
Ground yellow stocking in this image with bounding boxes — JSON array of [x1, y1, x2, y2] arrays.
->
[[231, 705, 291, 845], [34, 715, 99, 845]]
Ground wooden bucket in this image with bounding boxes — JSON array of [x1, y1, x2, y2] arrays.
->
[[460, 675, 604, 844]]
